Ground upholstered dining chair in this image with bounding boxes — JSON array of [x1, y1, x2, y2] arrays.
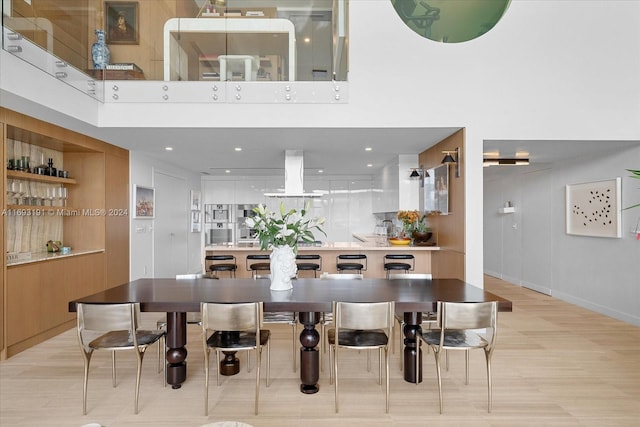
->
[[416, 301, 498, 413], [201, 301, 271, 415], [327, 301, 395, 413], [76, 302, 166, 415]]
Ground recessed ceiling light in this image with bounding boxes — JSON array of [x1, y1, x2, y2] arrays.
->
[[318, 169, 324, 173], [234, 147, 242, 151], [304, 37, 311, 43], [365, 147, 372, 151], [225, 169, 231, 173], [367, 164, 373, 168], [165, 146, 173, 151]]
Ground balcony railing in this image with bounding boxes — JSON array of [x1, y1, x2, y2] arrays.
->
[[1, 0, 348, 104]]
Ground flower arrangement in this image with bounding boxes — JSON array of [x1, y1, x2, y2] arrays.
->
[[246, 201, 326, 251], [397, 210, 431, 234]]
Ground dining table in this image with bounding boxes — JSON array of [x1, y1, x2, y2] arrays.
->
[[68, 277, 512, 392]]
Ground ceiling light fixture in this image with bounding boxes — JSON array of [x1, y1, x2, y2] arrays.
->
[[483, 158, 530, 167], [441, 147, 460, 178]]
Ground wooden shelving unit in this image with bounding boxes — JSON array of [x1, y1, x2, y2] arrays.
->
[[1, 107, 130, 359]]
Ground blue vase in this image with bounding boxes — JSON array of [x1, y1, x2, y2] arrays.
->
[[91, 30, 110, 69]]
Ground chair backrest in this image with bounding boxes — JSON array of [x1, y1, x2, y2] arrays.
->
[[77, 303, 139, 350], [176, 273, 205, 279], [335, 301, 395, 332], [206, 255, 235, 261], [201, 302, 263, 332], [438, 301, 498, 346], [388, 273, 432, 280], [320, 272, 363, 280]]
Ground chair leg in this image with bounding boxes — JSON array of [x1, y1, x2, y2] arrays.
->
[[378, 347, 383, 385], [81, 350, 93, 415], [291, 320, 297, 372], [254, 348, 261, 415], [204, 348, 210, 416], [465, 349, 470, 385], [216, 350, 221, 386], [266, 339, 271, 388], [434, 348, 443, 414], [385, 346, 390, 413], [334, 346, 339, 413], [111, 351, 117, 387], [485, 349, 493, 413]]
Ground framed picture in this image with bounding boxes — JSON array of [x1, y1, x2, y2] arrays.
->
[[105, 1, 139, 44], [566, 177, 621, 238], [133, 185, 154, 219], [190, 190, 201, 211], [424, 163, 449, 214], [191, 211, 202, 233]]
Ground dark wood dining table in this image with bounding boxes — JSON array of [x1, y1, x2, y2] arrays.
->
[[69, 277, 512, 392]]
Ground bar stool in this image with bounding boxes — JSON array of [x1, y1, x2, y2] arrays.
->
[[246, 254, 271, 278], [383, 254, 415, 278], [296, 254, 322, 277], [336, 254, 367, 274], [206, 255, 237, 278]]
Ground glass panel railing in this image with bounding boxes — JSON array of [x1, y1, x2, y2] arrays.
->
[[2, 0, 349, 102]]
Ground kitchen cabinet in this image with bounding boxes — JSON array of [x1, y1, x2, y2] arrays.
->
[[372, 155, 419, 213], [1, 107, 129, 358]]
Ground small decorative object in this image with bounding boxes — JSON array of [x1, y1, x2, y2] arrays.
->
[[389, 237, 411, 246], [397, 210, 419, 237], [411, 213, 432, 244], [246, 202, 325, 291], [46, 240, 62, 252], [91, 29, 110, 69]]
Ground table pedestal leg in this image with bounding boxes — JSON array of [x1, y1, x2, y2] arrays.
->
[[166, 312, 187, 389], [298, 311, 321, 394], [403, 312, 423, 384], [219, 331, 241, 376]]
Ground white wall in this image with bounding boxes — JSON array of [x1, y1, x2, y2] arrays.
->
[[484, 146, 640, 325], [130, 152, 202, 279]]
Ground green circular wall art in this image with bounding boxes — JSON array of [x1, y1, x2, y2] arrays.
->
[[392, 0, 511, 43]]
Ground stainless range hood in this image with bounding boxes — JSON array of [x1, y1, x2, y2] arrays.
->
[[264, 150, 321, 198]]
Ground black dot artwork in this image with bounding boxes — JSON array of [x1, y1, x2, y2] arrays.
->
[[571, 187, 614, 230]]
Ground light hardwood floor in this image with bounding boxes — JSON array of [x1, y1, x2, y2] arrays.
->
[[1, 276, 639, 426]]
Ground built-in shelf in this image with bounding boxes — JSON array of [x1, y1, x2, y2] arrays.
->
[[499, 207, 516, 214], [6, 169, 77, 184]]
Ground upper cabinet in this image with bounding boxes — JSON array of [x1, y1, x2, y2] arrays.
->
[[373, 155, 419, 213]]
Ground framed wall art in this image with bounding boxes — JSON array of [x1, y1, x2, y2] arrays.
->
[[190, 190, 202, 232], [133, 185, 154, 219], [424, 163, 449, 214], [566, 177, 621, 238], [105, 1, 139, 44]]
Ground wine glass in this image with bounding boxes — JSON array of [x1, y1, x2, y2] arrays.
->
[[7, 179, 16, 205], [46, 186, 55, 207], [58, 186, 68, 207], [14, 181, 25, 205]]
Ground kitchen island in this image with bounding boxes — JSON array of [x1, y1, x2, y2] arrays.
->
[[204, 235, 439, 279]]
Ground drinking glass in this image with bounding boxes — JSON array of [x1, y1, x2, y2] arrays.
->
[[46, 186, 55, 207], [58, 186, 68, 207], [7, 179, 15, 205], [15, 181, 25, 205]]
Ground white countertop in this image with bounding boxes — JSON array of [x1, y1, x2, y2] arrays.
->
[[205, 236, 439, 251], [6, 249, 105, 266]]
